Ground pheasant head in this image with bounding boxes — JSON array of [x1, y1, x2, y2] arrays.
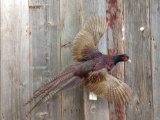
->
[[113, 54, 131, 64]]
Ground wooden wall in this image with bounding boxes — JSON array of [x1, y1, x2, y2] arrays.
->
[[124, 0, 153, 120], [1, 0, 159, 120], [150, 0, 160, 120]]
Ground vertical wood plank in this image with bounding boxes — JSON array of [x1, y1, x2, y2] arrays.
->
[[124, 0, 153, 120], [1, 0, 29, 120], [82, 0, 109, 120], [29, 0, 61, 119], [106, 0, 125, 120], [150, 0, 160, 120], [45, 0, 61, 120], [60, 1, 84, 120], [29, 0, 48, 119]]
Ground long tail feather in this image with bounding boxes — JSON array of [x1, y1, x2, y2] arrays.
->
[[26, 93, 49, 117], [43, 76, 82, 102], [25, 74, 83, 115], [33, 75, 60, 95], [24, 72, 74, 106], [34, 72, 74, 97]]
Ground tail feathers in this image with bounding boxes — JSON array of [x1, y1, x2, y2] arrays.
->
[[33, 75, 60, 95], [25, 75, 83, 115], [24, 72, 74, 106], [43, 76, 82, 102], [34, 70, 73, 95], [26, 93, 48, 116]]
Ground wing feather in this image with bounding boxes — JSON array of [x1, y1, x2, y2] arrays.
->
[[72, 30, 98, 61], [72, 16, 108, 61], [82, 71, 132, 104], [84, 16, 108, 44]]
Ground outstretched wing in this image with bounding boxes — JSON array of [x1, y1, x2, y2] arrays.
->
[[82, 69, 132, 104], [72, 16, 108, 61], [84, 16, 108, 45]]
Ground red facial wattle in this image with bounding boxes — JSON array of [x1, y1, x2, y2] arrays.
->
[[122, 57, 129, 61]]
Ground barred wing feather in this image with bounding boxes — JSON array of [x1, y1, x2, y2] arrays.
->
[[83, 70, 132, 104], [72, 16, 108, 61]]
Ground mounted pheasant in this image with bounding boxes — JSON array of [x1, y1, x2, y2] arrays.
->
[[25, 16, 132, 115]]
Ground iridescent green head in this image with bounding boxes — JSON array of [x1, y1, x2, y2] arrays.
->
[[113, 54, 131, 64]]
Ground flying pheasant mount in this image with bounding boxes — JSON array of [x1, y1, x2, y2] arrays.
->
[[24, 16, 132, 116]]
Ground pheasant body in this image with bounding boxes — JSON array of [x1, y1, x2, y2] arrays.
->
[[25, 16, 132, 115]]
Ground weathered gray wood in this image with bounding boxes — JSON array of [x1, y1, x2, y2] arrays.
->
[[150, 0, 160, 120], [60, 1, 85, 120], [1, 0, 29, 120], [29, 0, 61, 120], [45, 0, 62, 120], [82, 0, 109, 120], [29, 0, 48, 119], [124, 0, 153, 120]]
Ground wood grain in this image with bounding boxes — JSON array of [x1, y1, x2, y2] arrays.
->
[[1, 0, 29, 120], [45, 0, 61, 119], [124, 0, 153, 120], [150, 0, 160, 120]]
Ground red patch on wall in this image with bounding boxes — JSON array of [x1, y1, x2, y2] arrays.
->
[[108, 0, 116, 4], [107, 49, 119, 55], [106, 0, 120, 28], [115, 105, 125, 120]]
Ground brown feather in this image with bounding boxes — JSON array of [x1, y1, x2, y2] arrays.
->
[[24, 72, 74, 105], [72, 16, 108, 61], [25, 75, 82, 115], [72, 30, 97, 61], [82, 71, 132, 104], [84, 16, 108, 44], [25, 16, 132, 115], [24, 59, 97, 115], [85, 68, 107, 83], [42, 76, 82, 102]]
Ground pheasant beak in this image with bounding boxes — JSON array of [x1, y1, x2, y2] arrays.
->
[[128, 59, 131, 63]]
